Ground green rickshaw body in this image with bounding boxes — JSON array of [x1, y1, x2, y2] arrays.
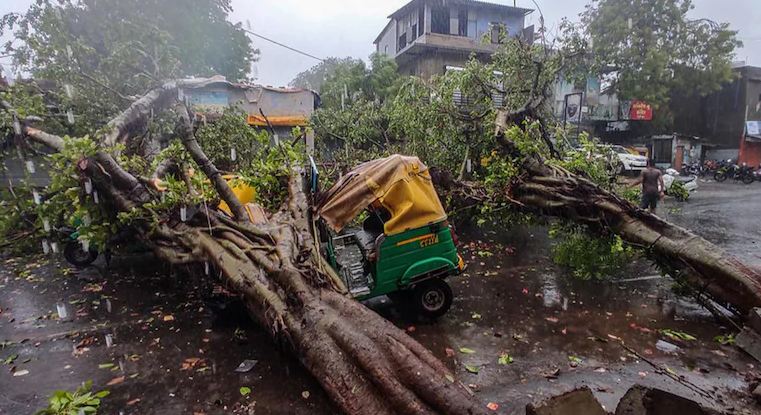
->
[[316, 154, 465, 317], [361, 222, 459, 300]]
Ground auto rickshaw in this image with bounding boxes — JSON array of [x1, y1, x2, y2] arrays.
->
[[315, 155, 465, 318]]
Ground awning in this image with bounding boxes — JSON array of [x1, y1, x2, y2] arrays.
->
[[316, 155, 447, 236], [745, 134, 761, 143], [247, 114, 309, 127]]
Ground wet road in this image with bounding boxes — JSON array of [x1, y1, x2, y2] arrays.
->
[[661, 180, 761, 268], [1, 181, 760, 414]]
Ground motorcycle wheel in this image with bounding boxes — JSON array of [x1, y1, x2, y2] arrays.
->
[[714, 172, 727, 182], [742, 174, 755, 185], [63, 241, 99, 266]]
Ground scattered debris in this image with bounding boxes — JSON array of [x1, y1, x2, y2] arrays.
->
[[655, 340, 679, 354], [106, 376, 125, 386], [234, 359, 258, 373]]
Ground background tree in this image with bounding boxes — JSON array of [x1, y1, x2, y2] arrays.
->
[[573, 0, 741, 130], [289, 56, 363, 92], [0, 0, 256, 134]]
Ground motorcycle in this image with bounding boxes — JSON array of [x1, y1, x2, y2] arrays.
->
[[681, 162, 703, 177], [701, 159, 720, 177], [714, 161, 755, 184]]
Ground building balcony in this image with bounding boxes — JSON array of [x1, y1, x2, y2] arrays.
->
[[395, 32, 498, 60]]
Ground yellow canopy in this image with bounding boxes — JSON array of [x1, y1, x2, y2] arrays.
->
[[316, 155, 447, 236], [218, 175, 256, 216]]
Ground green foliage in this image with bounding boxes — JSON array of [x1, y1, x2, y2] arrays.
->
[[668, 180, 690, 202], [618, 185, 642, 205], [568, 0, 740, 130], [549, 223, 635, 280], [714, 333, 735, 345], [553, 132, 618, 189], [195, 108, 271, 171], [35, 380, 109, 415]]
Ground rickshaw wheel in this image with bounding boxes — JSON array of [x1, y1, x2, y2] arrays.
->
[[413, 279, 453, 319]]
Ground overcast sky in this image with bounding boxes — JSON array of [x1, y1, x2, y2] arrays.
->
[[2, 0, 760, 86]]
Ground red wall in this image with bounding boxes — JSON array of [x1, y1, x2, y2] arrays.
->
[[739, 136, 761, 167]]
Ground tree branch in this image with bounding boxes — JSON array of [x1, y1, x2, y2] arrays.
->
[[176, 105, 250, 223]]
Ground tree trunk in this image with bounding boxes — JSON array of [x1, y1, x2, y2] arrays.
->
[[8, 84, 488, 415]]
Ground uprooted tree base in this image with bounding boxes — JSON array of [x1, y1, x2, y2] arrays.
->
[[4, 82, 488, 415]]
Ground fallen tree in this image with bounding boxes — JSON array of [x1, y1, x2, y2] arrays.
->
[[2, 82, 489, 415], [491, 109, 761, 315]]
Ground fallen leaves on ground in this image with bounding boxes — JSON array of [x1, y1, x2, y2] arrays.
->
[[106, 376, 125, 386], [459, 347, 476, 354], [498, 353, 513, 365], [487, 402, 499, 411], [464, 364, 480, 374], [82, 282, 104, 292], [181, 357, 206, 371]]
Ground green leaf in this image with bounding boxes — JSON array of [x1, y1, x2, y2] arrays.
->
[[659, 329, 696, 341], [239, 386, 252, 396], [459, 347, 476, 354], [2, 354, 18, 365], [94, 390, 110, 398], [713, 334, 735, 345], [464, 364, 480, 374], [98, 363, 115, 369], [498, 353, 513, 365]]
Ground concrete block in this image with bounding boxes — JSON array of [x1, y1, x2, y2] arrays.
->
[[615, 385, 720, 415], [736, 327, 761, 363], [747, 307, 761, 334]]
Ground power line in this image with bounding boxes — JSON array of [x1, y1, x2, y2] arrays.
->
[[242, 28, 324, 62]]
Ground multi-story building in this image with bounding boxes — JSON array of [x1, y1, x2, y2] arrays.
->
[[374, 0, 533, 79]]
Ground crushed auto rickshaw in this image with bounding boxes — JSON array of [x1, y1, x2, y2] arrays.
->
[[315, 154, 465, 318]]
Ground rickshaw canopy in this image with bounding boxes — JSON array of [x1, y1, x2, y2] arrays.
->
[[317, 155, 447, 236]]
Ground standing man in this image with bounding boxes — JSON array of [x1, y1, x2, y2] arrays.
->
[[632, 159, 665, 212]]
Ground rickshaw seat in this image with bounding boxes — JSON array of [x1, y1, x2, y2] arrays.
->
[[355, 230, 379, 253]]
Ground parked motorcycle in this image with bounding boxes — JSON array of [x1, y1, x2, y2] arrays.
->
[[681, 162, 703, 177], [701, 159, 720, 177], [714, 161, 755, 184]]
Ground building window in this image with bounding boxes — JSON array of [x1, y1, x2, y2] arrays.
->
[[431, 6, 450, 34], [457, 8, 468, 36], [384, 45, 388, 54], [418, 5, 425, 36], [398, 33, 407, 52]]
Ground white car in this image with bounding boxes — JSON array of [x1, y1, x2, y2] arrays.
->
[[610, 145, 648, 174], [663, 169, 699, 193]]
